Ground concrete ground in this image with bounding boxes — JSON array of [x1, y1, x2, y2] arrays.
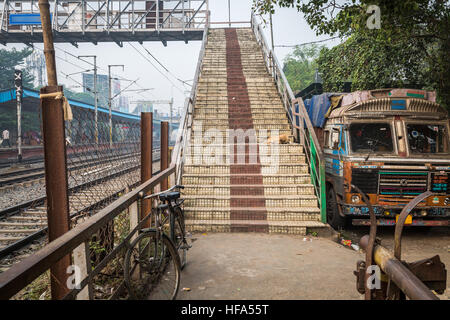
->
[[178, 228, 449, 300]]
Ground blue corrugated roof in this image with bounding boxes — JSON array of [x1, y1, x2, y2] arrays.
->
[[0, 88, 142, 121]]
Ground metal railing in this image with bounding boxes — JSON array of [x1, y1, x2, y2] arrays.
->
[[250, 13, 327, 223], [171, 18, 209, 185], [1, 0, 209, 31], [0, 166, 176, 300], [0, 0, 209, 44]]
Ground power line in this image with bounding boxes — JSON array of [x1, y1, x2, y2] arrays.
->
[[139, 43, 192, 87], [31, 44, 155, 103], [127, 42, 186, 94], [274, 36, 341, 48]]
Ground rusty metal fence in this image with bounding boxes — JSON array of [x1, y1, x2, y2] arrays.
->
[[0, 166, 175, 300], [65, 106, 141, 225]]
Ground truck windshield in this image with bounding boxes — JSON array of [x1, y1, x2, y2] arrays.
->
[[407, 124, 449, 154], [349, 123, 394, 153]]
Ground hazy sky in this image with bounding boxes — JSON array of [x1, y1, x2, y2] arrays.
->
[[5, 0, 341, 115]]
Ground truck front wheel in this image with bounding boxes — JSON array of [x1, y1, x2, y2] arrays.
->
[[326, 187, 347, 230]]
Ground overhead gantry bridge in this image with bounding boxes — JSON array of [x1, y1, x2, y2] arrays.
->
[[0, 0, 209, 46]]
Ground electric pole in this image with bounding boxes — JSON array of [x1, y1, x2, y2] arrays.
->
[[108, 64, 124, 147], [78, 55, 98, 145]]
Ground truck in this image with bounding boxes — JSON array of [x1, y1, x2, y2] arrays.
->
[[299, 88, 450, 228]]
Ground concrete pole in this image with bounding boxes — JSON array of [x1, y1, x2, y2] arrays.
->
[[108, 64, 124, 148], [270, 12, 274, 52], [78, 55, 98, 144]]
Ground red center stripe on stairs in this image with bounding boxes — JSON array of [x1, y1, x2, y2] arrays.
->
[[225, 28, 268, 233]]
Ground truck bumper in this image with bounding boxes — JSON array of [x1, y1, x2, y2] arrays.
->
[[352, 218, 449, 226]]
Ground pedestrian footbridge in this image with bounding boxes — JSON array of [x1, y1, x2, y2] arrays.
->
[[181, 27, 326, 235]]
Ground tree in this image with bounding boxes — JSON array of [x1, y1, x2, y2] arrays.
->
[[253, 0, 450, 109], [283, 44, 323, 92], [63, 88, 96, 106], [316, 32, 430, 92], [0, 48, 35, 90]]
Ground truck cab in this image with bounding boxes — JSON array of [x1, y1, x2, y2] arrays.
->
[[311, 89, 449, 228]]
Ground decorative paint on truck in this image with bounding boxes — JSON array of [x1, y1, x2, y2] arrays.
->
[[302, 88, 450, 228]]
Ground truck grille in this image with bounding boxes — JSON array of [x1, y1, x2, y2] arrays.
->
[[378, 171, 428, 197], [351, 169, 378, 194]]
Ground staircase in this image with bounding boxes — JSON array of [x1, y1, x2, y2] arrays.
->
[[182, 28, 325, 235]]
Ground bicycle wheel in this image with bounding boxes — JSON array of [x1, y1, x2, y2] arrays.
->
[[124, 230, 181, 300], [173, 206, 187, 270]]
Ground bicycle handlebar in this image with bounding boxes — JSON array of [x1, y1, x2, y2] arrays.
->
[[139, 185, 185, 200]]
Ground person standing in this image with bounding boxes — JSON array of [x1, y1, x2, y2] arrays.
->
[[2, 129, 11, 148]]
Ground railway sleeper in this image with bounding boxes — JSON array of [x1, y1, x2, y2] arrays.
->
[[0, 229, 41, 234], [0, 222, 47, 227]]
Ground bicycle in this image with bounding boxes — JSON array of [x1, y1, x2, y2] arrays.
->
[[124, 185, 189, 300]]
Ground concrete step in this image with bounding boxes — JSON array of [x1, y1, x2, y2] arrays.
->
[[191, 125, 291, 132], [184, 207, 321, 221], [185, 143, 303, 154], [182, 173, 312, 185], [185, 153, 306, 165], [190, 118, 289, 126], [183, 184, 315, 196], [185, 219, 326, 235], [193, 112, 287, 120], [183, 194, 318, 208], [193, 106, 286, 112], [183, 163, 309, 175]]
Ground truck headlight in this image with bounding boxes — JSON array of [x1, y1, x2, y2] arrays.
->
[[445, 197, 450, 206], [351, 195, 361, 203]]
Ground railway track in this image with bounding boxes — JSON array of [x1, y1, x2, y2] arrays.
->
[[0, 150, 158, 188], [0, 161, 162, 271]]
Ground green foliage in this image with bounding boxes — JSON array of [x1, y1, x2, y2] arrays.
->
[[63, 87, 95, 105], [253, 0, 450, 109], [0, 48, 35, 90], [316, 32, 430, 92], [283, 44, 323, 92], [0, 107, 41, 138]]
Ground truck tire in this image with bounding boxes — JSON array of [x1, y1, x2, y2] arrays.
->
[[326, 187, 347, 230]]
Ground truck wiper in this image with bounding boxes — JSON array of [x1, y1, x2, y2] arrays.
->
[[365, 139, 380, 161]]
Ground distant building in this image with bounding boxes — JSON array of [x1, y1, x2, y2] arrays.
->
[[82, 73, 120, 107], [114, 96, 130, 113], [132, 102, 154, 115]]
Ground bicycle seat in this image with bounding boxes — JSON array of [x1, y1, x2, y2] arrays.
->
[[157, 203, 169, 210], [159, 192, 180, 202]]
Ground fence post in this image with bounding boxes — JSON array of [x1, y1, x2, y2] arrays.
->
[[141, 112, 153, 225], [40, 85, 71, 300], [38, 0, 70, 300], [161, 121, 169, 190]]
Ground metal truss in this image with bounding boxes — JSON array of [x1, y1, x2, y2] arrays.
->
[[0, 0, 209, 46]]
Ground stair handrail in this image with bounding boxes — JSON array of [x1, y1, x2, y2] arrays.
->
[[250, 12, 327, 223], [292, 97, 327, 223], [250, 12, 294, 124], [170, 20, 209, 184]]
